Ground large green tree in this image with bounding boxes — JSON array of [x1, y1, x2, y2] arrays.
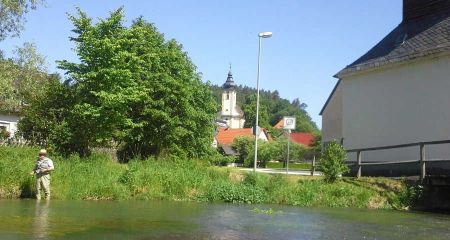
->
[[55, 8, 217, 158], [18, 74, 73, 147]]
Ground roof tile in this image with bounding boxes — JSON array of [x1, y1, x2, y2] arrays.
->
[[336, 11, 450, 78]]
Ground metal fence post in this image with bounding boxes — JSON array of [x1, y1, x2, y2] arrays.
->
[[420, 143, 426, 181], [311, 153, 316, 176], [357, 151, 362, 178]]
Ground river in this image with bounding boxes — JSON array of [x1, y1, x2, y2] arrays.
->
[[0, 199, 449, 239]]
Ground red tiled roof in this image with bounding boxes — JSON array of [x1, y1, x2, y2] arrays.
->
[[290, 132, 315, 147], [216, 128, 253, 145]]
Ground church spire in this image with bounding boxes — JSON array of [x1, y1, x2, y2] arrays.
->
[[223, 64, 236, 89]]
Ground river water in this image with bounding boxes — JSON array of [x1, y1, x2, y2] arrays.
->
[[0, 199, 449, 239]]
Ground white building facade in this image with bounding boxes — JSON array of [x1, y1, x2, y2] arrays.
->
[[0, 113, 20, 139], [320, 0, 450, 176]]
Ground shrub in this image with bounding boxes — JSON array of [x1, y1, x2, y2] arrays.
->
[[206, 153, 237, 166], [319, 141, 349, 182], [231, 136, 254, 164]]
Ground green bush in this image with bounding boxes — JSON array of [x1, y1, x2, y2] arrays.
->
[[231, 136, 254, 164], [319, 141, 349, 182], [206, 153, 236, 166], [233, 136, 307, 168]]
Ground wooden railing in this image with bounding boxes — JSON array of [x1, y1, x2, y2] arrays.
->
[[346, 139, 450, 180]]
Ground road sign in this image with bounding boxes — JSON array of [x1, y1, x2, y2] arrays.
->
[[283, 117, 296, 130]]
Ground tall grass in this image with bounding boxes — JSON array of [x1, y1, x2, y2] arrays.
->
[[0, 146, 412, 209]]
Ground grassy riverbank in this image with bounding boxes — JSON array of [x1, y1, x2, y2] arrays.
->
[[0, 146, 416, 209]]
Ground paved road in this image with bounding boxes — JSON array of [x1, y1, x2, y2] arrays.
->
[[238, 168, 323, 176]]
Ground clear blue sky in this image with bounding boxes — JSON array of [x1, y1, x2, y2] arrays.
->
[[0, 0, 402, 128]]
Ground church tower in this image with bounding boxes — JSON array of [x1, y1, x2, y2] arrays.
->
[[221, 67, 245, 129]]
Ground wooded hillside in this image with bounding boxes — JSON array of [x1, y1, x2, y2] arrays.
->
[[210, 84, 319, 133]]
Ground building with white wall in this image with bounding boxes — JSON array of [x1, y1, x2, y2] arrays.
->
[[0, 112, 20, 139], [320, 0, 450, 176]]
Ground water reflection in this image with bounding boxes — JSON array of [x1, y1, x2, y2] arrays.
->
[[0, 200, 449, 239], [32, 200, 50, 240]]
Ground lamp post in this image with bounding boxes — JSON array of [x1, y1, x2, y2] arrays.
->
[[254, 31, 272, 172]]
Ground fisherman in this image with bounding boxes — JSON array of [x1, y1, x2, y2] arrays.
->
[[30, 149, 54, 200]]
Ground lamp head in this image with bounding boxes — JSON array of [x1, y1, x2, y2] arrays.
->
[[258, 32, 273, 38]]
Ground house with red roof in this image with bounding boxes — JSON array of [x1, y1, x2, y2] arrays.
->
[[289, 132, 315, 148], [214, 127, 270, 155], [273, 119, 315, 148]]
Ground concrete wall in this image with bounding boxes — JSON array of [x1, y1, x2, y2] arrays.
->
[[321, 82, 343, 143], [0, 113, 20, 138], [342, 55, 450, 165]]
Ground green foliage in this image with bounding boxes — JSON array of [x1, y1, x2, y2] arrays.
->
[[0, 42, 49, 113], [232, 136, 306, 168], [273, 137, 307, 162], [0, 0, 44, 41], [395, 183, 424, 209], [319, 141, 349, 183], [206, 153, 236, 166], [204, 180, 268, 204], [0, 146, 413, 209], [18, 74, 76, 149], [242, 93, 270, 128], [0, 146, 37, 198], [231, 136, 253, 163], [21, 7, 217, 158]]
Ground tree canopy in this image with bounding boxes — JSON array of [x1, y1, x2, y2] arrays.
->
[[0, 42, 49, 113], [21, 7, 218, 158]]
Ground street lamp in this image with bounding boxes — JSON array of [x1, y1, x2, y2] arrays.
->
[[254, 31, 272, 172]]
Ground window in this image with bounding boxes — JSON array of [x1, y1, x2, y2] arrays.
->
[[226, 92, 229, 100]]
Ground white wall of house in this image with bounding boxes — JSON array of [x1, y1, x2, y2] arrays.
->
[[322, 82, 343, 143], [0, 113, 20, 138], [341, 55, 450, 162], [257, 130, 269, 142]]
